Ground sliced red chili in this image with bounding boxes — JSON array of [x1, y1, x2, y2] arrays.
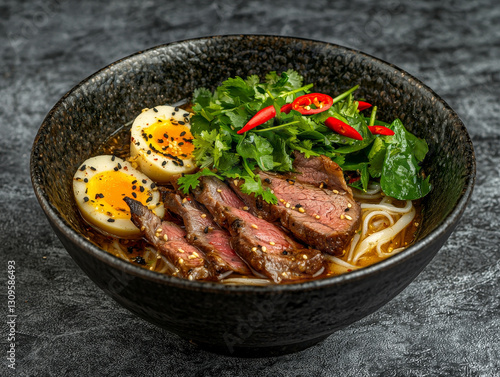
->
[[325, 117, 363, 140], [348, 176, 361, 184], [357, 101, 372, 111], [280, 103, 293, 114], [368, 125, 395, 136], [292, 93, 333, 115], [237, 105, 276, 134]]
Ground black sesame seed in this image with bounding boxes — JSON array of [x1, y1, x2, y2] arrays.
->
[[83, 197, 89, 202], [90, 166, 96, 171], [151, 183, 156, 189], [178, 121, 185, 125], [132, 185, 137, 190], [147, 150, 151, 155], [178, 142, 184, 146], [142, 179, 147, 184], [133, 256, 146, 265], [158, 139, 164, 143], [132, 192, 137, 198], [282, 250, 289, 255], [139, 186, 145, 192], [132, 180, 137, 184], [79, 164, 86, 171], [183, 113, 189, 117], [153, 107, 158, 112], [84, 178, 88, 183], [175, 107, 179, 111], [162, 161, 167, 166], [295, 204, 302, 208], [203, 226, 209, 234], [345, 208, 350, 212], [111, 156, 116, 161], [180, 131, 186, 136], [264, 178, 271, 184], [146, 196, 153, 203], [107, 218, 115, 222]]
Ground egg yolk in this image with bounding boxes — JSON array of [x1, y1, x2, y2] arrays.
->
[[142, 119, 195, 158], [86, 170, 151, 219]]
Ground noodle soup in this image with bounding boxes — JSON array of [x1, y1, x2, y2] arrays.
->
[[76, 70, 430, 284], [79, 119, 421, 284]]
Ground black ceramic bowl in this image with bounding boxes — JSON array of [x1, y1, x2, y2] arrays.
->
[[31, 35, 475, 357]]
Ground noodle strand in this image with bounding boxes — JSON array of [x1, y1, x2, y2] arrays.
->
[[351, 206, 416, 263]]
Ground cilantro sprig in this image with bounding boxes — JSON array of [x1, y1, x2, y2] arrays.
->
[[177, 70, 431, 201]]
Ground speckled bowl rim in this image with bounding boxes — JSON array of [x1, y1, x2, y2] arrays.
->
[[31, 34, 476, 294]]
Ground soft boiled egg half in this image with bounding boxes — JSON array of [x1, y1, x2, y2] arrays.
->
[[130, 105, 196, 183], [73, 155, 165, 238]]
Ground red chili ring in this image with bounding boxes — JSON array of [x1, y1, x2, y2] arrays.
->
[[291, 93, 333, 115]]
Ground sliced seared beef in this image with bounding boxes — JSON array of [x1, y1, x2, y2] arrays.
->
[[225, 207, 325, 283], [193, 177, 325, 283], [192, 176, 246, 228], [162, 190, 251, 277], [124, 197, 210, 281], [290, 152, 351, 193], [230, 171, 361, 256]]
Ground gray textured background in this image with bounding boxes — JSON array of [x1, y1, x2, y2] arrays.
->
[[1, 0, 499, 376]]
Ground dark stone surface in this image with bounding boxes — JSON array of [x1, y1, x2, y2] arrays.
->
[[1, 0, 498, 376]]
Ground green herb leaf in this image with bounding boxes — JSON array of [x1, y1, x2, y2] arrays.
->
[[367, 137, 388, 178], [240, 176, 278, 204], [192, 88, 213, 108], [177, 168, 223, 194]]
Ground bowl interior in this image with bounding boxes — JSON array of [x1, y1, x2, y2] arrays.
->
[[31, 35, 475, 288]]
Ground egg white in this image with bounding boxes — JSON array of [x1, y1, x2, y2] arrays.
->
[[130, 105, 196, 183], [73, 155, 165, 238]]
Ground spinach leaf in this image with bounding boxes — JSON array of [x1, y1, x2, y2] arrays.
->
[[380, 119, 431, 199]]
